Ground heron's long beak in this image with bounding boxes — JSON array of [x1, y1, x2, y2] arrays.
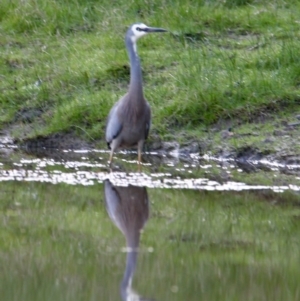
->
[[145, 27, 168, 33]]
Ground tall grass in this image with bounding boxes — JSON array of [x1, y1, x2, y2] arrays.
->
[[1, 0, 300, 141]]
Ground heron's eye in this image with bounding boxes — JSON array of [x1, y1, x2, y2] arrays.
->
[[136, 27, 141, 31]]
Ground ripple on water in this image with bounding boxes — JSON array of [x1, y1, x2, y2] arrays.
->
[[0, 147, 300, 192]]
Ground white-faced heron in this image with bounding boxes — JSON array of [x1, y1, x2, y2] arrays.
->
[[105, 23, 167, 167]]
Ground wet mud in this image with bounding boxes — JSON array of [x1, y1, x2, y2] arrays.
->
[[1, 110, 300, 188], [10, 129, 300, 177]]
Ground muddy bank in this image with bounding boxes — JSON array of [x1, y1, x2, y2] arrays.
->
[[2, 121, 300, 187], [1, 110, 300, 166], [7, 130, 299, 168]]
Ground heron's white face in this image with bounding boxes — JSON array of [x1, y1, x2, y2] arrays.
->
[[130, 23, 149, 43]]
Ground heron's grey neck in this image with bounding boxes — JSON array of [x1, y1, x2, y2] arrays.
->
[[126, 37, 144, 97]]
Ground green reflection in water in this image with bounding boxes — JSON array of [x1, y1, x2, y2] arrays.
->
[[0, 181, 300, 301]]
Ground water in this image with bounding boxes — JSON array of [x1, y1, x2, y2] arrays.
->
[[1, 142, 300, 301], [1, 143, 300, 191]]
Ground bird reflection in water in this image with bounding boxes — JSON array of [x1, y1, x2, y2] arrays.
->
[[104, 179, 154, 301]]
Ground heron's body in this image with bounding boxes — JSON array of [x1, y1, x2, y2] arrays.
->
[[105, 23, 167, 167], [106, 93, 151, 151]]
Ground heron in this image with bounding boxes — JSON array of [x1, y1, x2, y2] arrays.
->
[[105, 23, 167, 168], [104, 180, 150, 300]]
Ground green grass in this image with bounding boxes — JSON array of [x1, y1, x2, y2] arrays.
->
[[0, 181, 300, 300], [1, 0, 300, 143]]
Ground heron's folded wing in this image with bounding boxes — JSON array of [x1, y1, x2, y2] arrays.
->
[[145, 102, 151, 140], [105, 102, 123, 143]]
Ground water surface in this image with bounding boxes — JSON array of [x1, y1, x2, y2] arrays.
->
[[1, 143, 300, 191], [1, 143, 300, 301]]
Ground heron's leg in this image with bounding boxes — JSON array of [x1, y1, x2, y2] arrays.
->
[[109, 149, 114, 166], [137, 140, 144, 172], [138, 148, 142, 171], [109, 140, 118, 167]]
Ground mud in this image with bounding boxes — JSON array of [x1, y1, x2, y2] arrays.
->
[[17, 132, 91, 150], [10, 130, 299, 171], [2, 109, 300, 170]]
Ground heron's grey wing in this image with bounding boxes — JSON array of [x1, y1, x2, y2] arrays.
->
[[105, 101, 123, 144], [144, 102, 151, 140], [104, 180, 122, 230]]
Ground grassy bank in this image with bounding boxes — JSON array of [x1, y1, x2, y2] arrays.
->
[[1, 0, 300, 148], [0, 181, 300, 300]]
